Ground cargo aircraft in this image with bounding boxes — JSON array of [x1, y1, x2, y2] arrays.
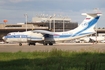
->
[[2, 13, 102, 46]]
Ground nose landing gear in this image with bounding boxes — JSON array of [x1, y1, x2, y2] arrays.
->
[[19, 43, 22, 46], [43, 41, 53, 46]]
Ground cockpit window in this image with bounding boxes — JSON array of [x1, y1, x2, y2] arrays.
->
[[7, 33, 11, 35], [7, 32, 15, 36]]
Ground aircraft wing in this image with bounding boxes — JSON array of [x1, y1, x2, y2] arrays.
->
[[33, 30, 55, 35]]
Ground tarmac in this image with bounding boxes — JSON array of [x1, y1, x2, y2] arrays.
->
[[0, 43, 105, 52]]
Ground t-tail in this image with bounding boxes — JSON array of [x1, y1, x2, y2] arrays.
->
[[68, 13, 102, 37]]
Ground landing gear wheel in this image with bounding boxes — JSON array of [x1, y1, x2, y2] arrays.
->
[[33, 43, 36, 46], [19, 43, 22, 46], [49, 42, 53, 45], [28, 43, 30, 46], [28, 43, 36, 46], [43, 42, 48, 45]]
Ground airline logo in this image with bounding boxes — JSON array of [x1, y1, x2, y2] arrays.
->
[[81, 22, 88, 27]]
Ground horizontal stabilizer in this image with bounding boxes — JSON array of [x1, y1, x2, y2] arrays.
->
[[82, 13, 102, 17]]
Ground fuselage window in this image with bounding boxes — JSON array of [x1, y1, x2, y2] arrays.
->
[[21, 35, 27, 38]]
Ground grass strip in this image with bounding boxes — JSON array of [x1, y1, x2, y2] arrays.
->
[[0, 49, 105, 70]]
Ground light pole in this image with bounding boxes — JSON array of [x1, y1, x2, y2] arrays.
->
[[49, 16, 52, 30], [53, 14, 55, 32], [24, 13, 28, 31], [94, 8, 99, 43], [63, 17, 65, 32]]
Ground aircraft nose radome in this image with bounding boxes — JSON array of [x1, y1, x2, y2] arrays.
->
[[2, 36, 5, 40]]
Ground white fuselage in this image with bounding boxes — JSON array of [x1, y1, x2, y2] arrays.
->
[[3, 30, 93, 43]]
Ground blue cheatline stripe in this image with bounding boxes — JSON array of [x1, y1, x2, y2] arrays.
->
[[48, 35, 72, 38], [6, 35, 27, 38], [28, 37, 42, 39], [55, 35, 72, 38], [6, 35, 20, 38], [77, 32, 94, 36], [45, 34, 72, 38], [6, 35, 42, 39], [52, 32, 92, 39], [20, 35, 27, 38], [72, 16, 100, 37]]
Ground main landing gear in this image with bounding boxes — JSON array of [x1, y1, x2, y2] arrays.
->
[[28, 42, 36, 46], [18, 42, 53, 46], [19, 43, 22, 46], [43, 42, 53, 46], [19, 43, 36, 46]]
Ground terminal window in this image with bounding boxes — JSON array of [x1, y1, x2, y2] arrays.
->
[[5, 25, 22, 27]]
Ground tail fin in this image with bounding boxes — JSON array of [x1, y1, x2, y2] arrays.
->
[[79, 13, 102, 29], [71, 13, 102, 37]]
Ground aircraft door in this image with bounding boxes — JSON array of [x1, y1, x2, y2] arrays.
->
[[19, 35, 28, 42]]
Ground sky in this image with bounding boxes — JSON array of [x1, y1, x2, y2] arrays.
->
[[0, 0, 105, 27]]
